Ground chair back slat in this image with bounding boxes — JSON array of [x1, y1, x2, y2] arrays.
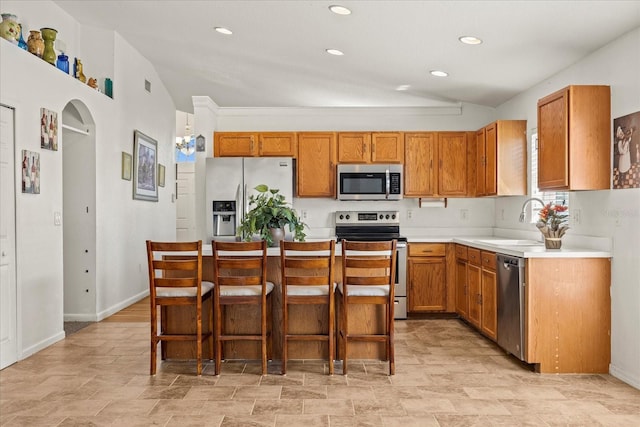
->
[[212, 240, 268, 292], [341, 239, 397, 290], [155, 277, 200, 288], [286, 276, 330, 286], [285, 257, 330, 269]]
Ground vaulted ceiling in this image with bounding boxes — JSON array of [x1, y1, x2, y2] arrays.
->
[[54, 0, 640, 112]]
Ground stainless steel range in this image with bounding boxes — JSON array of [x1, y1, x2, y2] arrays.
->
[[335, 210, 407, 319]]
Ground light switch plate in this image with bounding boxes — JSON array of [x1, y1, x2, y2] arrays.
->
[[54, 211, 62, 226]]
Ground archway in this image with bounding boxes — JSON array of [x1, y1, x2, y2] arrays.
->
[[62, 100, 97, 322]]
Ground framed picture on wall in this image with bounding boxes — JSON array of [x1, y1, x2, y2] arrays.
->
[[121, 152, 132, 181], [132, 130, 158, 201], [158, 164, 165, 187], [22, 150, 40, 194], [40, 107, 58, 151]]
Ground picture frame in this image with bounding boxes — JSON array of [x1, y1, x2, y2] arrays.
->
[[132, 130, 158, 201], [22, 150, 40, 194], [158, 164, 165, 187], [40, 107, 58, 151], [121, 152, 132, 181]]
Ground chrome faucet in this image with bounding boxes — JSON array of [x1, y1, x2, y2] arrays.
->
[[519, 198, 545, 222]]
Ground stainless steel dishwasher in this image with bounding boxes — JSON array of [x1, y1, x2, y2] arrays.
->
[[497, 254, 525, 361]]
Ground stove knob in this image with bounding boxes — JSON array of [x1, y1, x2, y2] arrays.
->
[[339, 214, 344, 220], [379, 214, 383, 220], [385, 214, 390, 219], [391, 214, 396, 220], [346, 215, 350, 220]]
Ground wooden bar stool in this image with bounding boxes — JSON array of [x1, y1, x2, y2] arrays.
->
[[146, 240, 213, 376], [280, 240, 336, 375], [338, 239, 397, 375], [212, 240, 272, 375]]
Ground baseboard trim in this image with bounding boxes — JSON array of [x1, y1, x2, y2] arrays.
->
[[610, 364, 640, 390], [96, 290, 149, 321], [20, 331, 65, 361]]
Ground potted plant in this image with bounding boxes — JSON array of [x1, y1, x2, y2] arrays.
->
[[237, 184, 306, 246], [536, 202, 569, 249]]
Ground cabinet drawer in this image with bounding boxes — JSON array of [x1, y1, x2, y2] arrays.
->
[[467, 248, 481, 266], [455, 244, 468, 260], [481, 251, 496, 270], [408, 243, 446, 257]]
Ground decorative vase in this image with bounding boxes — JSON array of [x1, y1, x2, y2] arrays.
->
[[74, 58, 86, 83], [40, 27, 57, 65], [56, 53, 69, 74], [268, 227, 285, 247], [17, 24, 27, 50], [544, 237, 562, 250], [0, 13, 20, 44], [27, 30, 44, 57]]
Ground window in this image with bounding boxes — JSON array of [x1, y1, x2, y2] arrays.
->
[[529, 132, 569, 222]]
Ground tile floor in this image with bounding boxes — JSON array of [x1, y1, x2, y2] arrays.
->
[[1, 314, 639, 426]]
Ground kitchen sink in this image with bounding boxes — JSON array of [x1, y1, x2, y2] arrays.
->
[[473, 239, 543, 246]]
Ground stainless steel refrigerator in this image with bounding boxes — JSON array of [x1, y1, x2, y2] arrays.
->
[[205, 157, 294, 241]]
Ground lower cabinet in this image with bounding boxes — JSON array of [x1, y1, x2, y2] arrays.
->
[[454, 245, 469, 319], [463, 247, 497, 341], [408, 243, 447, 312]]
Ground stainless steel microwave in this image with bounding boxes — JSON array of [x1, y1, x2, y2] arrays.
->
[[337, 164, 403, 200]]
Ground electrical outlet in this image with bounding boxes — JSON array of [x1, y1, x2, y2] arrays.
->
[[501, 209, 505, 221], [460, 209, 468, 221], [301, 210, 308, 220], [407, 209, 413, 219], [573, 209, 581, 225]]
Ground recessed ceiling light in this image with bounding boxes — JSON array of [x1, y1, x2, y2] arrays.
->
[[396, 85, 411, 91], [214, 27, 233, 35], [459, 35, 482, 45], [329, 5, 352, 15], [326, 48, 344, 56], [430, 70, 448, 77]]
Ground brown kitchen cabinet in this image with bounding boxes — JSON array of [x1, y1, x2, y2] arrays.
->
[[537, 85, 611, 190], [454, 244, 469, 320], [296, 132, 337, 197], [407, 243, 447, 312], [337, 132, 403, 164], [479, 251, 497, 341], [465, 247, 497, 341], [404, 132, 471, 197], [476, 120, 527, 196], [214, 132, 297, 157]]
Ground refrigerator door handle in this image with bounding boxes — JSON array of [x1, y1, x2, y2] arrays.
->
[[244, 184, 249, 217], [235, 184, 242, 234]]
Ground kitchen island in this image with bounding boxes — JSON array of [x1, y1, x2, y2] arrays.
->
[[162, 237, 611, 374]]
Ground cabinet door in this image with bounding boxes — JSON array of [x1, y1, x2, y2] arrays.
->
[[455, 258, 468, 319], [371, 132, 403, 163], [537, 89, 569, 190], [297, 132, 336, 197], [408, 258, 447, 312], [438, 132, 467, 196], [466, 263, 481, 329], [337, 133, 370, 163], [214, 132, 258, 157], [475, 127, 486, 196], [484, 123, 497, 196], [480, 268, 497, 341], [259, 132, 297, 157], [404, 133, 437, 197]]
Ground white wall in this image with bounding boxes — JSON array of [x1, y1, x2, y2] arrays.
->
[[494, 27, 640, 388], [0, 0, 177, 358]]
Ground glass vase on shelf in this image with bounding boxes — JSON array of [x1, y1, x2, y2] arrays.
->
[[27, 30, 44, 57]]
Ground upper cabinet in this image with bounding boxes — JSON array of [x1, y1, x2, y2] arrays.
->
[[297, 132, 337, 198], [214, 132, 297, 157], [476, 120, 527, 196], [404, 132, 470, 197], [337, 132, 403, 163], [537, 85, 611, 190]]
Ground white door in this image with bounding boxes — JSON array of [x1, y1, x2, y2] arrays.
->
[[0, 105, 17, 369], [176, 162, 196, 241]]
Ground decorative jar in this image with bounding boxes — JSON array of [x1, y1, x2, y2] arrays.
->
[[27, 30, 44, 57], [0, 13, 20, 44], [56, 53, 69, 74], [40, 27, 57, 65]]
